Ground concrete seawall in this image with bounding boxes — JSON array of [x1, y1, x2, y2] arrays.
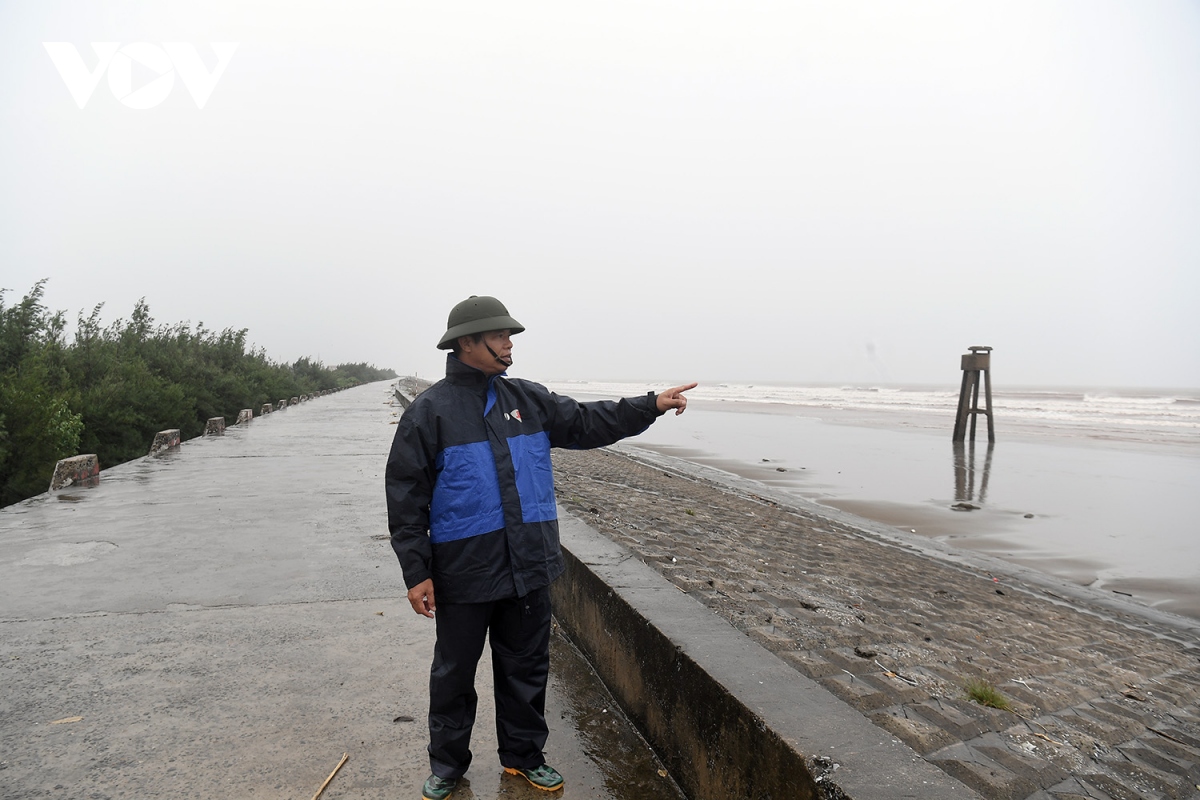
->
[[553, 514, 976, 800], [47, 386, 350, 492]]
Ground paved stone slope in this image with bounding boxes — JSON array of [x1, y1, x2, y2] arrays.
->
[[551, 447, 1200, 800]]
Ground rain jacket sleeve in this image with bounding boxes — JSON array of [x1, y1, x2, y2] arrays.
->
[[385, 405, 437, 590], [534, 387, 664, 449]]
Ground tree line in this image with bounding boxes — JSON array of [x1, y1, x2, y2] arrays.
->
[[0, 280, 396, 507]]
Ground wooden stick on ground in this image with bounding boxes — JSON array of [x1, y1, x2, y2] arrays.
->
[[310, 753, 349, 800]]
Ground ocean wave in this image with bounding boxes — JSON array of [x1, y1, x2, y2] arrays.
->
[[1083, 394, 1181, 406]]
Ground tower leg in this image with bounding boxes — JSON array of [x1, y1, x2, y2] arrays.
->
[[983, 367, 995, 443], [968, 372, 981, 443], [953, 370, 972, 442]]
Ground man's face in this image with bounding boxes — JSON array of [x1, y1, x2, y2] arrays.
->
[[458, 329, 513, 375]]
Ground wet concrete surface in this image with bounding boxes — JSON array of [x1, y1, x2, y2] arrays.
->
[[0, 384, 682, 800]]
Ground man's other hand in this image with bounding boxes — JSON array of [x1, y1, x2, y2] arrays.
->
[[407, 579, 436, 618], [656, 382, 698, 416]]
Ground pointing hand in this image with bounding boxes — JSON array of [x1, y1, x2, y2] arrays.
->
[[656, 382, 698, 416]]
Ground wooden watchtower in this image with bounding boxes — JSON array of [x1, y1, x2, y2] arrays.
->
[[952, 346, 994, 443]]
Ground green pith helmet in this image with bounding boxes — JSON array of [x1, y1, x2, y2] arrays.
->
[[437, 295, 525, 350]]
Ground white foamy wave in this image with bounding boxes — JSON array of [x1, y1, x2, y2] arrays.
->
[[1084, 393, 1179, 406]]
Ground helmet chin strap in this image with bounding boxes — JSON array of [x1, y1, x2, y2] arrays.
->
[[485, 342, 511, 367]]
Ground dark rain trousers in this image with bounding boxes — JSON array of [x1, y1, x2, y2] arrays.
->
[[428, 586, 552, 779]]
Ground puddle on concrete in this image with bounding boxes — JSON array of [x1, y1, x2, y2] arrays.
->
[[549, 624, 685, 800], [397, 623, 685, 799]]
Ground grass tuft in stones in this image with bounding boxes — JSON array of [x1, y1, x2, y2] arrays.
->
[[964, 679, 1012, 711]]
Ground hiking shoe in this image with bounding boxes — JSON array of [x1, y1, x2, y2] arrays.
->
[[503, 764, 564, 791], [421, 774, 457, 800]]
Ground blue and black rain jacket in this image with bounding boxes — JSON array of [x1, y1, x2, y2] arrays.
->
[[386, 355, 663, 604]]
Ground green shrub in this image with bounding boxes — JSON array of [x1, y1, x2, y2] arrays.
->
[[0, 281, 395, 507]]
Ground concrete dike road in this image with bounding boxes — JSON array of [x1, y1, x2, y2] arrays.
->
[[0, 383, 685, 800]]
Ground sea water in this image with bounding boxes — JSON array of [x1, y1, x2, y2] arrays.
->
[[547, 382, 1200, 447], [544, 381, 1200, 619]]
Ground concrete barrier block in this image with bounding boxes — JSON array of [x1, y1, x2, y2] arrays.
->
[[261, 403, 273, 415], [236, 409, 253, 425], [149, 429, 181, 456], [276, 400, 287, 411], [50, 454, 100, 491], [289, 397, 299, 406], [204, 417, 225, 436]]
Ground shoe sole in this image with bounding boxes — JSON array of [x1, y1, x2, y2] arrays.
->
[[503, 767, 564, 791]]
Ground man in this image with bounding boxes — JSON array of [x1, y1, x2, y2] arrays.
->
[[386, 295, 694, 800]]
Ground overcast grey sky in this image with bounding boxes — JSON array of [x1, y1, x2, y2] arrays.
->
[[2, 1, 1197, 388]]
